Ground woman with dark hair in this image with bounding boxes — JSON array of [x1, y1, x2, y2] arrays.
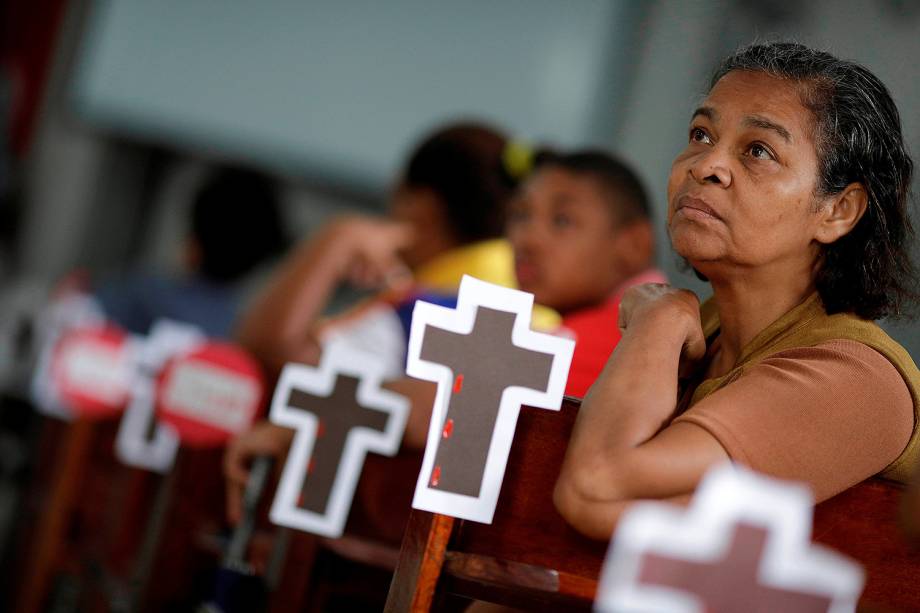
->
[[554, 42, 920, 540]]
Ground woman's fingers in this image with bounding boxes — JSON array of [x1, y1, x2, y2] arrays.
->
[[619, 284, 706, 375], [338, 218, 415, 290], [360, 222, 414, 279], [377, 259, 413, 293], [619, 284, 700, 331], [225, 480, 245, 525], [222, 422, 294, 524], [682, 319, 708, 362], [380, 219, 415, 250], [223, 439, 250, 524]]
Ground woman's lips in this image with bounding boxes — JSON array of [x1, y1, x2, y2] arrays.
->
[[676, 195, 722, 221]]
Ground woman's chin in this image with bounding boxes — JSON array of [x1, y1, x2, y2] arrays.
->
[[669, 233, 724, 263]]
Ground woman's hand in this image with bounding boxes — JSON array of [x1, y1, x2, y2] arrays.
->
[[618, 284, 706, 367], [223, 421, 295, 524], [554, 285, 726, 540], [325, 216, 415, 292], [236, 214, 415, 373]]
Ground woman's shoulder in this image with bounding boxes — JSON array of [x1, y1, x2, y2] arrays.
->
[[764, 338, 911, 388], [677, 337, 916, 497], [760, 338, 917, 483], [775, 310, 919, 395], [758, 338, 914, 415]]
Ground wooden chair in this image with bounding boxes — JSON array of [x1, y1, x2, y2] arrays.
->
[[136, 446, 228, 612], [813, 480, 920, 610], [114, 431, 422, 612], [13, 417, 141, 613], [267, 449, 424, 613], [12, 417, 232, 613], [384, 397, 920, 612]]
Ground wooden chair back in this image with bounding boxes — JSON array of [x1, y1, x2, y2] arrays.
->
[[13, 417, 229, 613]]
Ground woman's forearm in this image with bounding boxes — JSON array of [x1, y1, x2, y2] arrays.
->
[[236, 225, 350, 365], [553, 287, 724, 540], [555, 491, 694, 541], [571, 311, 687, 460], [555, 307, 697, 524]]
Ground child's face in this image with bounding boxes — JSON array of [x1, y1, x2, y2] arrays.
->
[[507, 167, 628, 313]]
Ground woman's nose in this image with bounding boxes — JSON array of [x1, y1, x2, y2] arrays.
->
[[688, 147, 732, 188]]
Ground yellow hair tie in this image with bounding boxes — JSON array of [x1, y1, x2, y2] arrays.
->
[[502, 140, 535, 181]]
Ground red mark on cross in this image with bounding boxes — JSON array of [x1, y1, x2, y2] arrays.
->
[[308, 458, 316, 475], [316, 420, 325, 437], [453, 374, 464, 393], [431, 465, 441, 487], [442, 418, 454, 439]]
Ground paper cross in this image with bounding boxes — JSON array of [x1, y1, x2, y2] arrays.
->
[[114, 319, 204, 473], [409, 275, 574, 524], [596, 464, 865, 613], [269, 342, 409, 538]]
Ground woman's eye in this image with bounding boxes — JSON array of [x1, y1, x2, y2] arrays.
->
[[748, 143, 774, 160], [690, 127, 711, 144]]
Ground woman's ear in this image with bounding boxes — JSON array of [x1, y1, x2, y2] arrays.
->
[[815, 182, 868, 244]]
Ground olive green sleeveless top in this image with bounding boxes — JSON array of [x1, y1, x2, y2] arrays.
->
[[686, 292, 920, 484]]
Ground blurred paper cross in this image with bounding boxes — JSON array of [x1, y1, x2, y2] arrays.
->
[[596, 464, 865, 613], [269, 342, 408, 538], [409, 275, 574, 524]]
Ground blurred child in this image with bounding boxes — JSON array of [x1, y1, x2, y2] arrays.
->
[[507, 150, 664, 397], [462, 150, 662, 613], [95, 167, 286, 338]]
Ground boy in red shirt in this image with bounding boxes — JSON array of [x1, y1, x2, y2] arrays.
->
[[508, 150, 665, 397]]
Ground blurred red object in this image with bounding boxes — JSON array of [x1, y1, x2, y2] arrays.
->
[[1, 0, 68, 154], [156, 342, 266, 448], [51, 323, 133, 418]]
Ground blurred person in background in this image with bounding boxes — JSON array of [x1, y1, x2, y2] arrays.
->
[[507, 149, 665, 398], [225, 121, 518, 524], [94, 167, 286, 339], [223, 121, 517, 611]]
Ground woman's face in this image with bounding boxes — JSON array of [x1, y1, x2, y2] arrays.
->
[[667, 70, 827, 278]]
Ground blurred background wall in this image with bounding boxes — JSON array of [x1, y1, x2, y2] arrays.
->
[[3, 0, 919, 355]]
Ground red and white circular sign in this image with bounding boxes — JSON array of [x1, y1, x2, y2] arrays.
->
[[156, 342, 265, 447], [52, 325, 134, 418]]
